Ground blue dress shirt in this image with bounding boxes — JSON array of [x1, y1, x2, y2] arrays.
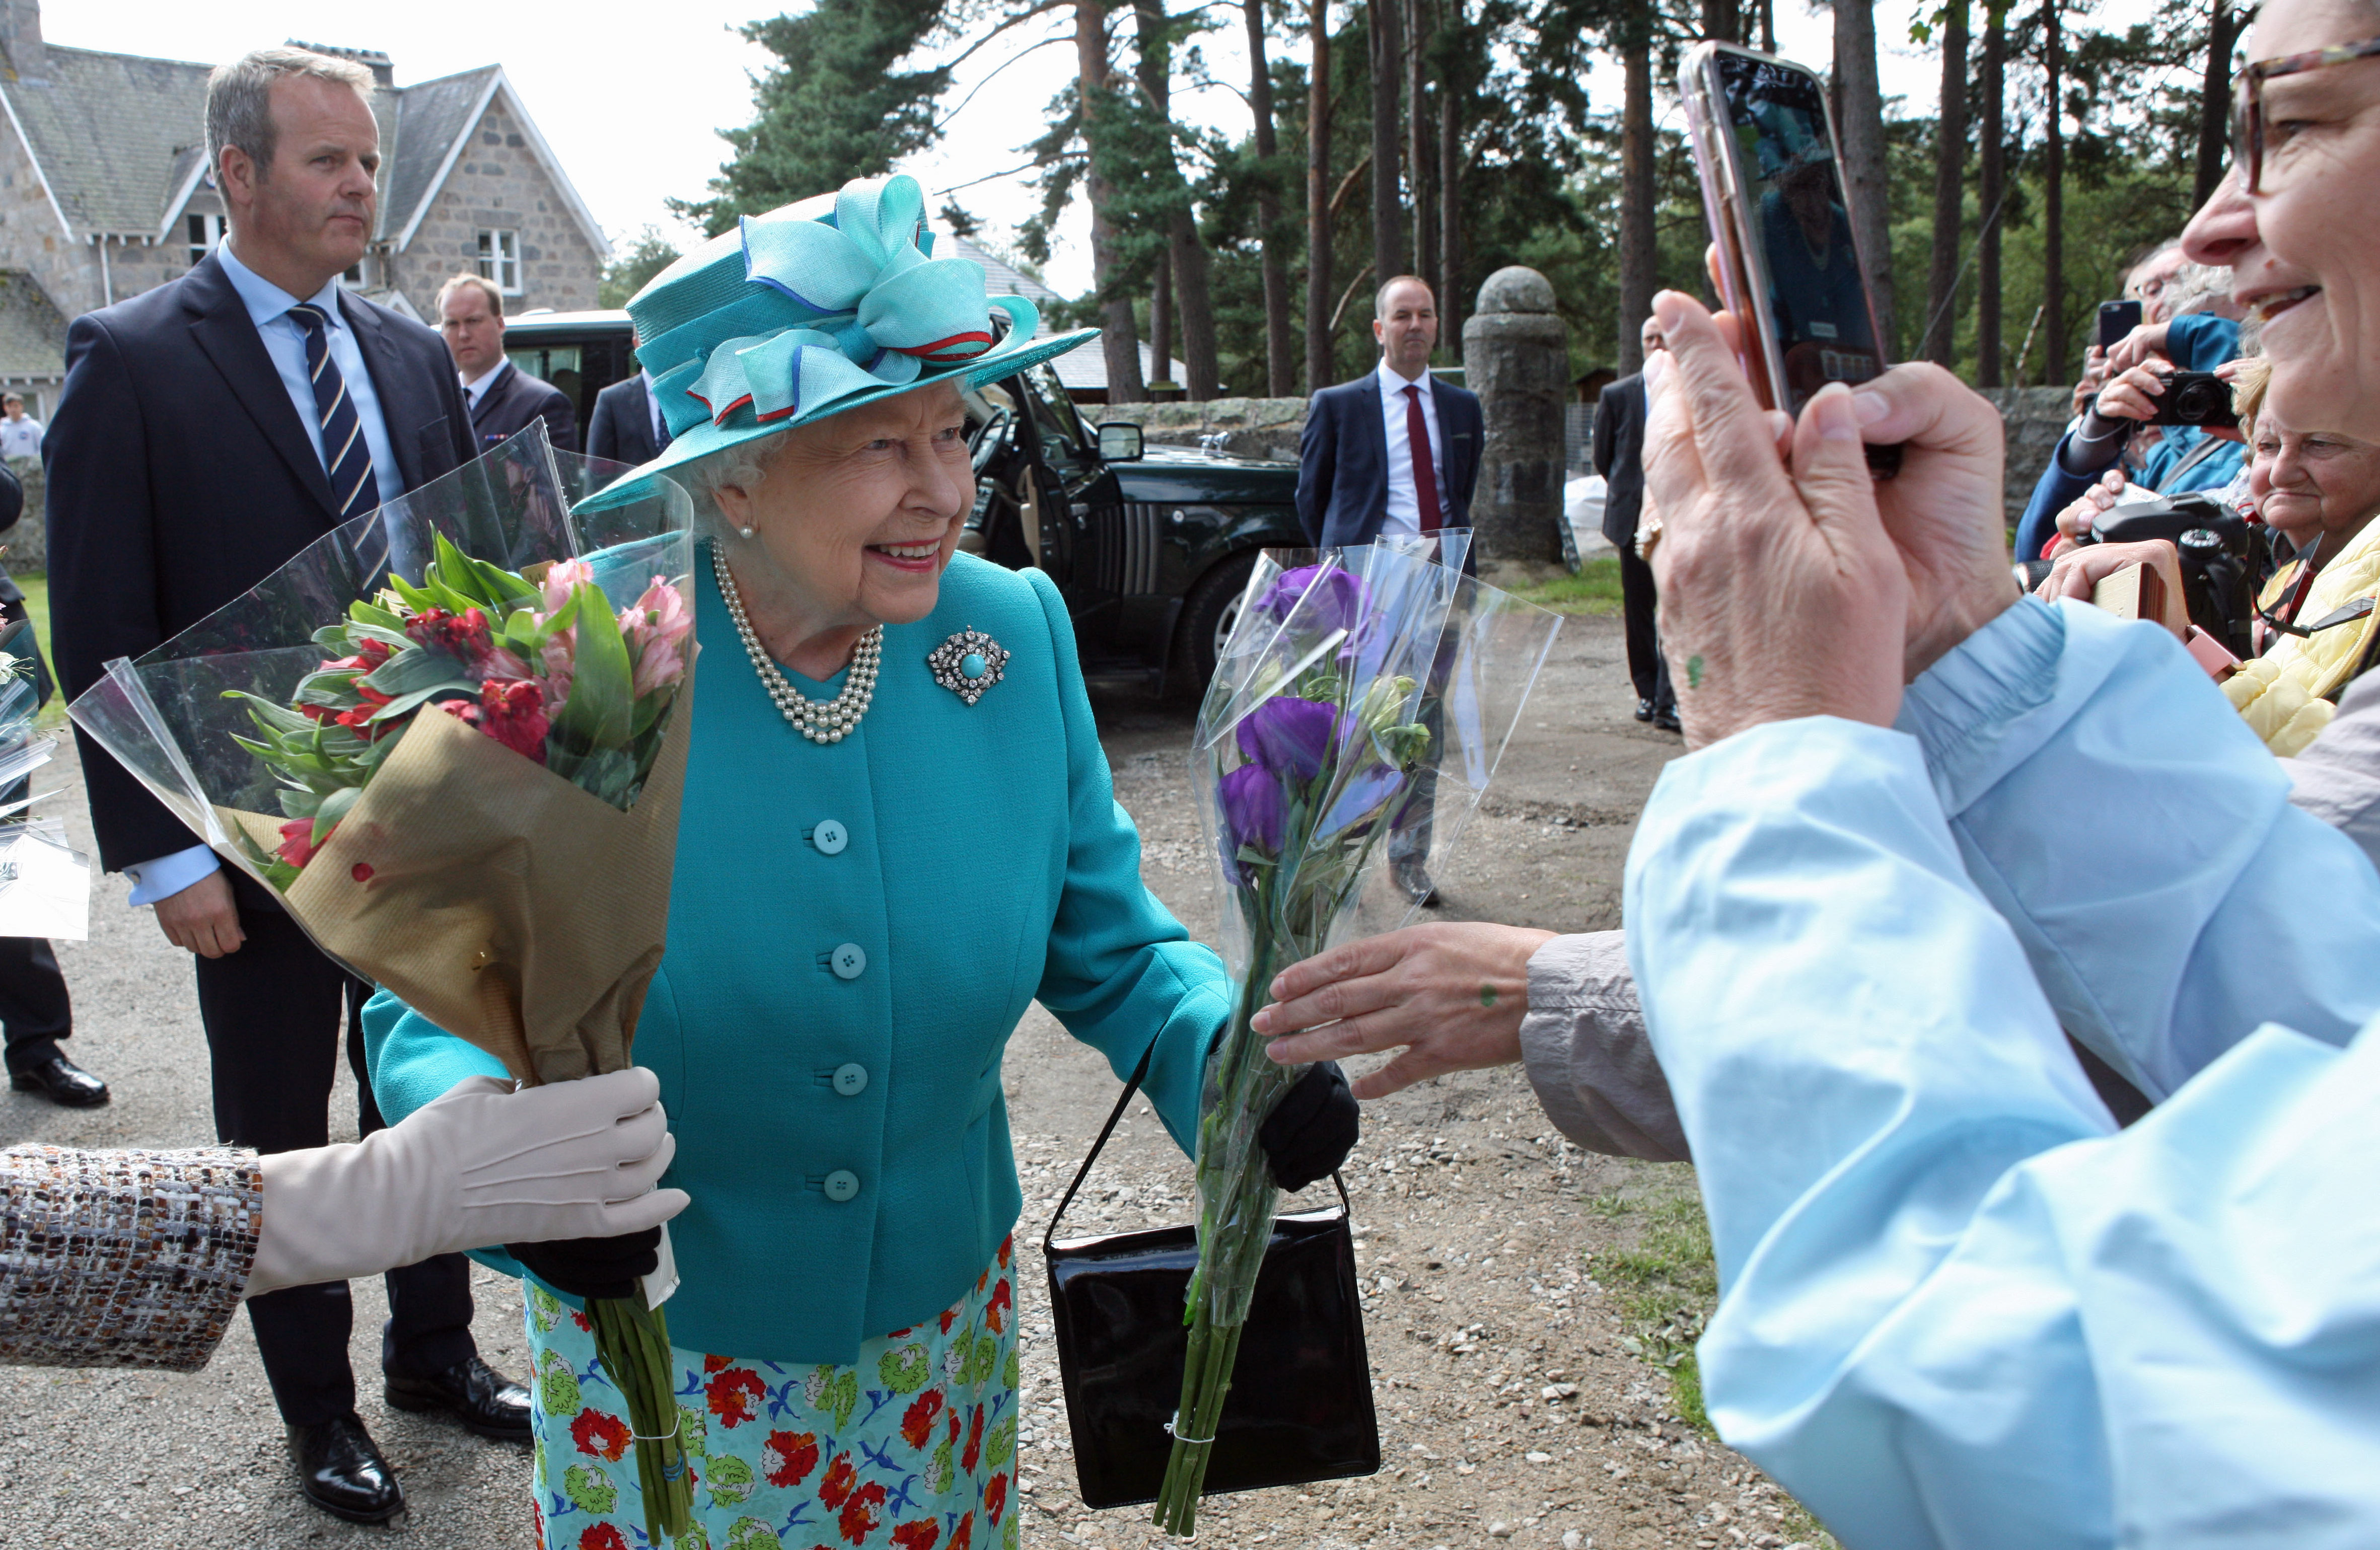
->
[[1625, 599, 2380, 1547], [123, 244, 410, 904]]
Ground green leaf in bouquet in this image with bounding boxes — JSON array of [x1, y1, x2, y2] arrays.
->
[[360, 645, 472, 698], [344, 622, 416, 654], [348, 597, 406, 631], [547, 743, 640, 807], [1380, 722, 1434, 769], [500, 608, 545, 659], [386, 573, 437, 614], [308, 783, 362, 847], [228, 691, 329, 741], [368, 681, 479, 723], [551, 581, 633, 753], [628, 684, 676, 740], [276, 787, 324, 820]]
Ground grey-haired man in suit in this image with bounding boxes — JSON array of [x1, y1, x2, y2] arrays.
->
[[45, 45, 529, 1525]]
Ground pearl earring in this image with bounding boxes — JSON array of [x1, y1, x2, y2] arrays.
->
[[739, 525, 757, 540]]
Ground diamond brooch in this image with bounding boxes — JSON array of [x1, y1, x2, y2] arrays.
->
[[927, 629, 1009, 706]]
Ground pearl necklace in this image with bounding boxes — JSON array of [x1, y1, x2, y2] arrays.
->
[[711, 547, 881, 744]]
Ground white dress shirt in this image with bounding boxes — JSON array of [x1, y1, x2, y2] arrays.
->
[[0, 416, 42, 461], [126, 244, 410, 906], [1627, 598, 2380, 1548], [1375, 358, 1444, 537]]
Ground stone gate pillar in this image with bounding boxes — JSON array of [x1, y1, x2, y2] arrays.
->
[[1460, 266, 1568, 572]]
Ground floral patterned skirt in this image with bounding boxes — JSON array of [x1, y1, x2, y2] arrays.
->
[[528, 1236, 1021, 1550]]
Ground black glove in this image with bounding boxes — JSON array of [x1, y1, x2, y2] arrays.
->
[[1258, 1061, 1360, 1192], [506, 1227, 662, 1301]]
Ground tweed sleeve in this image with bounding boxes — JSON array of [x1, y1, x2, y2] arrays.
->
[[0, 1145, 262, 1371]]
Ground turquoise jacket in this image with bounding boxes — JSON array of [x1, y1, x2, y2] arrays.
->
[[365, 550, 1232, 1364]]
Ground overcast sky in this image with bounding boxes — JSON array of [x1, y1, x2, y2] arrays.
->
[[54, 1, 2152, 297]]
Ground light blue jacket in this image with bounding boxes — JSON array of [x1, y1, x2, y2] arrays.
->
[[1625, 599, 2380, 1548], [366, 550, 1232, 1364]]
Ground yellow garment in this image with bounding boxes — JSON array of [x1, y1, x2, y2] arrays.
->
[[2226, 520, 2380, 754]]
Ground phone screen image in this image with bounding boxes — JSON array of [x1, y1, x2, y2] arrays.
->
[[1712, 52, 1883, 413]]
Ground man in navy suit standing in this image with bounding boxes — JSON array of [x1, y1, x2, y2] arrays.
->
[[437, 272, 577, 453], [45, 46, 529, 1526], [1297, 275, 1483, 903]]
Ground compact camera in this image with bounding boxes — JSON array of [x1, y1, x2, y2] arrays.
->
[[2146, 369, 2241, 430]]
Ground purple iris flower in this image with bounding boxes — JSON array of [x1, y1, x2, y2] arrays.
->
[[1217, 764, 1287, 876], [1236, 696, 1337, 783], [1256, 565, 1367, 635]]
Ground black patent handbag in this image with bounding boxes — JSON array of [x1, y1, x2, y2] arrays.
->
[[1040, 1043, 1382, 1510]]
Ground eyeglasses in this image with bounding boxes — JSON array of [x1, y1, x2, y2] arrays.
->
[[2233, 33, 2380, 193]]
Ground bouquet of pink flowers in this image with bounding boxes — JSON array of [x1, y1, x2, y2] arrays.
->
[[68, 425, 699, 1540], [228, 533, 691, 889]]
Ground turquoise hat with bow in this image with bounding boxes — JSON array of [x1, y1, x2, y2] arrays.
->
[[574, 172, 1096, 512]]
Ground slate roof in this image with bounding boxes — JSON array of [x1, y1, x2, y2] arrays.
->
[[381, 66, 498, 244], [0, 44, 212, 237], [0, 270, 66, 377]]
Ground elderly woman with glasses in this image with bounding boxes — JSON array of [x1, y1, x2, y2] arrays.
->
[[362, 175, 1358, 1550]]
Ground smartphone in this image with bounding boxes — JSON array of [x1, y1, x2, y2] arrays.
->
[[1678, 42, 1899, 474], [2098, 299, 2143, 352]]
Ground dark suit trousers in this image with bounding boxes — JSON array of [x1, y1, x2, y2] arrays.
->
[[1617, 538, 1674, 713], [195, 897, 475, 1425], [0, 773, 69, 1074]]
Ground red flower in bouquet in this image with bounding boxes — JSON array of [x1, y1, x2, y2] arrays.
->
[[705, 1364, 764, 1428], [837, 1480, 889, 1545], [276, 818, 325, 868], [440, 678, 550, 763], [819, 1452, 858, 1509], [569, 1407, 631, 1461], [403, 605, 494, 664], [900, 1389, 944, 1449], [763, 1428, 820, 1488]]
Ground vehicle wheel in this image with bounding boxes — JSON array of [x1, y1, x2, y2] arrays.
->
[[1177, 550, 1260, 694]]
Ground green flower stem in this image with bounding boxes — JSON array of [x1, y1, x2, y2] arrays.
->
[[589, 1291, 691, 1543]]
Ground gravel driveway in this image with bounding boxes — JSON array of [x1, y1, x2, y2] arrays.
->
[[0, 609, 1829, 1550]]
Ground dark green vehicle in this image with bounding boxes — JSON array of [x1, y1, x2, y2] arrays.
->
[[501, 310, 1303, 692], [962, 361, 1305, 692]]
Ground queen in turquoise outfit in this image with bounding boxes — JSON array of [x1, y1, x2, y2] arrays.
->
[[363, 175, 1357, 1550]]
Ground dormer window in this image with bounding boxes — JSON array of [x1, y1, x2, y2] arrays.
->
[[185, 212, 224, 267]]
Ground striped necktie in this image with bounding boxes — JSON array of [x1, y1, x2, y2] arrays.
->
[[287, 302, 380, 518]]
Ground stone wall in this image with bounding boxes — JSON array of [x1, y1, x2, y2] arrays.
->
[[5, 454, 41, 572], [1099, 384, 2078, 538], [389, 99, 601, 317], [0, 119, 89, 320]]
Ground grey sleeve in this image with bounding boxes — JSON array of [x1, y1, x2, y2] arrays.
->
[[1516, 931, 1689, 1162], [2283, 671, 2380, 869]]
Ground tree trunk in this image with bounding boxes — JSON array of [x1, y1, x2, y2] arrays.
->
[[1408, 0, 1435, 296], [1246, 0, 1294, 396], [1438, 0, 1462, 341], [1135, 0, 1220, 398], [1977, 3, 2004, 385], [1618, 18, 1656, 376], [1077, 0, 1146, 401], [2043, 0, 2065, 386], [1306, 0, 1336, 392], [1369, 0, 1405, 297], [1759, 0, 1776, 52], [2194, 0, 2238, 209], [1833, 0, 1896, 354], [1922, 0, 1969, 367], [1701, 0, 1738, 42]]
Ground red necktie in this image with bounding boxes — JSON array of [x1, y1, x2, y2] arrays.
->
[[1404, 384, 1443, 532]]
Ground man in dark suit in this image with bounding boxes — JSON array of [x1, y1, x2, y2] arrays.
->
[[437, 272, 577, 453], [1296, 275, 1484, 551], [586, 357, 671, 467], [1296, 275, 1483, 905], [45, 47, 529, 1526], [1594, 317, 1678, 732]]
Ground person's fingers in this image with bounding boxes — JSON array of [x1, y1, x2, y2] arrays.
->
[[584, 1064, 664, 1119], [1843, 361, 2000, 459], [1788, 384, 1884, 544], [1655, 291, 1785, 493], [1639, 351, 1706, 535], [603, 1102, 672, 1167], [1263, 934, 1407, 1013], [1264, 1006, 1409, 1066], [1349, 1047, 1452, 1101], [601, 1186, 692, 1235], [610, 1130, 677, 1198]]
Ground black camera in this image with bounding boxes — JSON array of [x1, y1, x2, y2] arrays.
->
[[2016, 491, 2263, 660], [2148, 369, 2240, 430]]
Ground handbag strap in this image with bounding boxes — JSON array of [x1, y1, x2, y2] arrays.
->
[[1043, 1043, 1354, 1250]]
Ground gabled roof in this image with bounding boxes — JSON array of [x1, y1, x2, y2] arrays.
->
[[0, 45, 605, 261], [0, 44, 211, 238]]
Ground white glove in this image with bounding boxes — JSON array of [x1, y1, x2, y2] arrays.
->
[[246, 1068, 687, 1298]]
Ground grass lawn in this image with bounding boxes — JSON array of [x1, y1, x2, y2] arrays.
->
[[1512, 555, 1623, 616], [11, 570, 65, 730]]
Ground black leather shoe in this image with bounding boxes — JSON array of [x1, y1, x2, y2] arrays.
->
[[10, 1055, 108, 1108], [1634, 697, 1655, 723], [385, 1355, 532, 1440], [1392, 853, 1440, 909], [1652, 706, 1683, 733], [287, 1413, 403, 1524]]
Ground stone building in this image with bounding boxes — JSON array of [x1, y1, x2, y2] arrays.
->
[[0, 1, 605, 417]]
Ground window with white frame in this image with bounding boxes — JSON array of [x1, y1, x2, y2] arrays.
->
[[185, 212, 225, 267], [476, 229, 522, 295]]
